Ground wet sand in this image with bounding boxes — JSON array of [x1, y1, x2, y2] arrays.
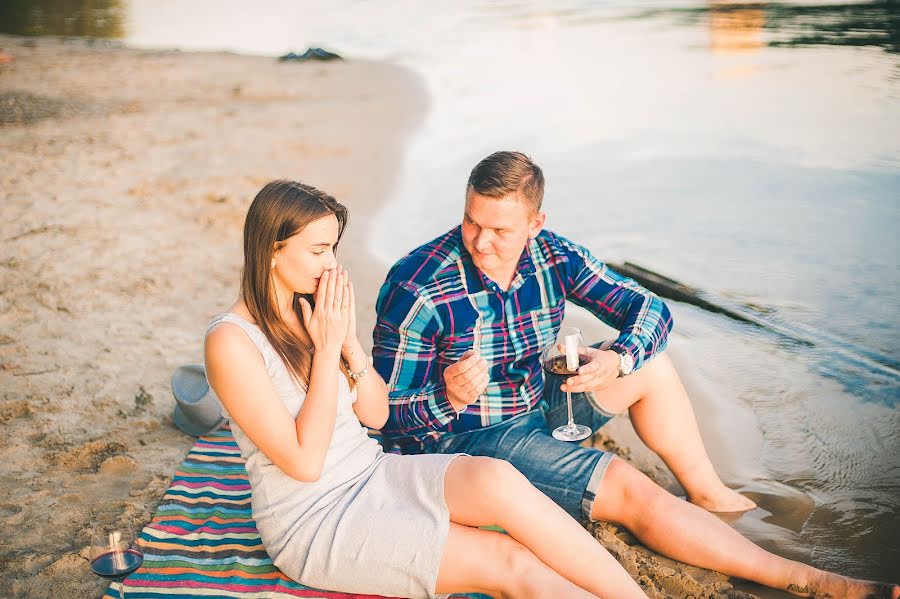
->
[[1, 35, 756, 598]]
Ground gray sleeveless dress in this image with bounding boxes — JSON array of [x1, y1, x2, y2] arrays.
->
[[206, 313, 464, 599]]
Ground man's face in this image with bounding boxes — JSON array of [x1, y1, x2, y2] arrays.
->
[[461, 190, 545, 277]]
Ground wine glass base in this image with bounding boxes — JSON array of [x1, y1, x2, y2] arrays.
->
[[552, 423, 592, 442]]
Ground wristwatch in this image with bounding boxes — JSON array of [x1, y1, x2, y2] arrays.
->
[[612, 349, 634, 377]]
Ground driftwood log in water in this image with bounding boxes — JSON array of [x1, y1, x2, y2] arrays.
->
[[608, 262, 754, 324], [607, 261, 812, 347], [609, 261, 900, 391]]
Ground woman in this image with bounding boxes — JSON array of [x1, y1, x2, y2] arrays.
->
[[204, 180, 647, 598], [206, 180, 898, 599]]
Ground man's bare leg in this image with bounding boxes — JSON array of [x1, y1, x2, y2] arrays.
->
[[590, 352, 756, 512], [591, 458, 899, 598]]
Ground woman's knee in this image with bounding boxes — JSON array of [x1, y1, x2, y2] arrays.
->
[[445, 456, 530, 526], [591, 457, 670, 525], [461, 455, 527, 490], [472, 457, 529, 500]]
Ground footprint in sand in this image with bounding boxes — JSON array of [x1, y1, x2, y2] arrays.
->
[[0, 502, 23, 519], [53, 440, 128, 471], [98, 455, 138, 475]]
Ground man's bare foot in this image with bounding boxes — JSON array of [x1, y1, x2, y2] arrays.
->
[[787, 570, 900, 599], [687, 485, 757, 512]]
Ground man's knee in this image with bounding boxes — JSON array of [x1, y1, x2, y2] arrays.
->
[[638, 351, 677, 382], [604, 352, 677, 408]]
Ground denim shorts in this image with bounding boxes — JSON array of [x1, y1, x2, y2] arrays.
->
[[434, 369, 619, 522]]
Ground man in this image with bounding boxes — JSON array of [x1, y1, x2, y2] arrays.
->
[[370, 152, 900, 598], [373, 150, 752, 517]]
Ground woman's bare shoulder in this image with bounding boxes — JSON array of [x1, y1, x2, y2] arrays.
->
[[206, 319, 258, 364], [206, 303, 256, 349]]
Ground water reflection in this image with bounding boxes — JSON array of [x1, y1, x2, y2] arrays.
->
[[766, 1, 900, 53], [709, 1, 765, 54], [0, 0, 125, 38], [640, 1, 900, 54]]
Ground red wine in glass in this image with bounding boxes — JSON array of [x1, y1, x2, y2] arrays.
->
[[89, 525, 143, 598], [542, 354, 589, 378], [541, 327, 593, 442], [90, 548, 143, 578]]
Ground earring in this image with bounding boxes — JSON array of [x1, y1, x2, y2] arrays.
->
[[271, 260, 276, 270]]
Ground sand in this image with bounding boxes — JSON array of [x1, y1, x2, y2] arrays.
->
[[0, 35, 754, 598]]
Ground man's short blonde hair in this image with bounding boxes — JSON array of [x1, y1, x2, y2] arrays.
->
[[466, 151, 544, 212]]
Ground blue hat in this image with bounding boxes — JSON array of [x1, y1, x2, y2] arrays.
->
[[171, 364, 225, 436]]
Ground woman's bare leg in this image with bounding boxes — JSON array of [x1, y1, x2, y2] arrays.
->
[[593, 457, 899, 599], [441, 456, 647, 599], [434, 522, 598, 599]]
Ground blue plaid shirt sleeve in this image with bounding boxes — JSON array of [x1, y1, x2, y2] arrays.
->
[[559, 236, 673, 370], [372, 280, 459, 437]]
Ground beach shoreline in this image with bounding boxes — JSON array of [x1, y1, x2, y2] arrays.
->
[[0, 34, 428, 597], [1, 35, 753, 598]]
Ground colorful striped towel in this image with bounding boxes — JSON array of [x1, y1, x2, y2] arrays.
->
[[104, 425, 487, 599]]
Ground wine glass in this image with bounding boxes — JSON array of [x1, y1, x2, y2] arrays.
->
[[89, 523, 144, 599], [541, 326, 592, 442]]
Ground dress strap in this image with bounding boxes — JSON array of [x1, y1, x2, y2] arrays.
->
[[207, 312, 272, 357]]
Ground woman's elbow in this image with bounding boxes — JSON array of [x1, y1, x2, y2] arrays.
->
[[296, 471, 323, 483], [372, 408, 390, 430], [282, 452, 324, 482], [366, 403, 390, 429], [287, 463, 323, 483], [355, 397, 390, 430]]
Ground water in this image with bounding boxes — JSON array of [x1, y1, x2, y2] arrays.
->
[[4, 0, 898, 589]]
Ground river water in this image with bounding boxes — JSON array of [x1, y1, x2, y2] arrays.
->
[[3, 0, 897, 592]]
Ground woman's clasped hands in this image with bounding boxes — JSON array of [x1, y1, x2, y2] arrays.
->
[[298, 265, 355, 357]]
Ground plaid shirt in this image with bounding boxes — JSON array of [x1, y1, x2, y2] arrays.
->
[[373, 226, 673, 453]]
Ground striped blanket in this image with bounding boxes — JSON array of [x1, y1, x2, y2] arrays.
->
[[105, 426, 485, 599]]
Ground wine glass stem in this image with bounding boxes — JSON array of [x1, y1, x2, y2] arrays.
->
[[117, 579, 126, 599], [566, 390, 575, 427]]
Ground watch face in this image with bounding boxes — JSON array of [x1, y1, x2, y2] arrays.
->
[[620, 352, 635, 375]]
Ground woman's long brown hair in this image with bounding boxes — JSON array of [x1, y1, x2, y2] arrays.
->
[[241, 180, 352, 389]]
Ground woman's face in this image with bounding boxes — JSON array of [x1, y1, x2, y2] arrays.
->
[[272, 214, 340, 295]]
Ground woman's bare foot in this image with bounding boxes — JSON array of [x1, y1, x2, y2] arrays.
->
[[786, 569, 900, 599], [688, 485, 757, 513]]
